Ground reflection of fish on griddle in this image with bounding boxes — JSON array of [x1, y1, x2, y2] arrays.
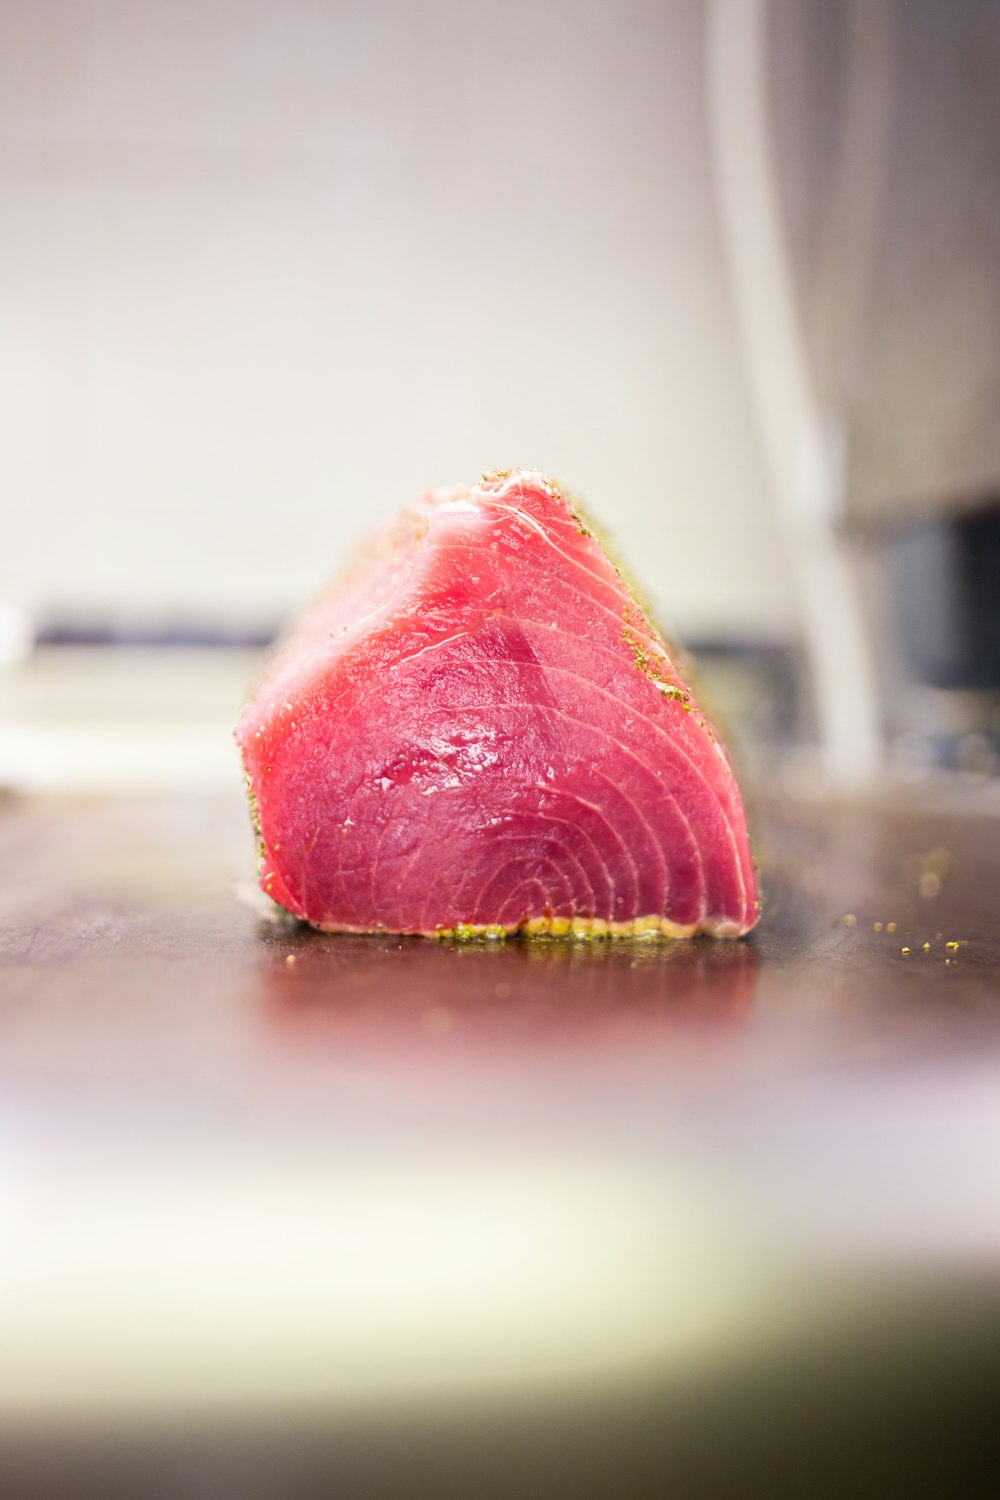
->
[[237, 469, 758, 940], [257, 932, 759, 1060]]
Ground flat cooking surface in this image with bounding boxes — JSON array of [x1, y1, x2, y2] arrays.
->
[[1, 788, 999, 1490], [3, 788, 997, 1091]]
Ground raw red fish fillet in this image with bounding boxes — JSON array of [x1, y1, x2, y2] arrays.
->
[[237, 470, 758, 937]]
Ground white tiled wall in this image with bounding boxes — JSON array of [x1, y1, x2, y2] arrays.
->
[[0, 0, 792, 638]]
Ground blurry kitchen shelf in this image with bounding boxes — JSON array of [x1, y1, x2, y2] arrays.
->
[[34, 615, 279, 650]]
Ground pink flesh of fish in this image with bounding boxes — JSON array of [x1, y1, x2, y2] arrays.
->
[[237, 469, 758, 937]]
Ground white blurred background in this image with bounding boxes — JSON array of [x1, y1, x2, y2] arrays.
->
[[1, 0, 999, 787], [0, 0, 789, 636]]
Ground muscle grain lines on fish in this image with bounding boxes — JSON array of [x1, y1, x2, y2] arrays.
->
[[237, 469, 758, 938]]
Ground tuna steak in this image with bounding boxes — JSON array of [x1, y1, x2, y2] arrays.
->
[[237, 470, 758, 937]]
